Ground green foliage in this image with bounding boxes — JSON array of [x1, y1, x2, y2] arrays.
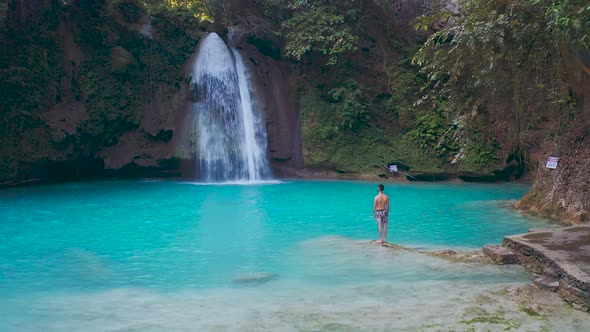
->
[[0, 1, 63, 114], [300, 79, 369, 134], [538, 0, 590, 49], [300, 84, 337, 144], [0, 0, 206, 180], [118, 0, 144, 23], [410, 99, 460, 160], [413, 0, 589, 100], [67, 1, 142, 144], [256, 0, 360, 65], [73, 0, 202, 146], [282, 4, 358, 65], [143, 0, 212, 21], [300, 84, 451, 173], [413, 0, 588, 167], [384, 58, 428, 132], [150, 10, 201, 77], [412, 10, 456, 32], [77, 56, 143, 144], [327, 80, 368, 130], [300, 85, 389, 172], [0, 2, 7, 32], [464, 137, 498, 168], [0, 0, 202, 156], [412, 113, 447, 149], [0, 0, 66, 179], [300, 83, 368, 164]]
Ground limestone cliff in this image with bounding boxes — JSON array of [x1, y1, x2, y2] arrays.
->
[[517, 54, 590, 225]]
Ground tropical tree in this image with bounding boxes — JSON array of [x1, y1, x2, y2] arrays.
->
[[413, 0, 590, 163]]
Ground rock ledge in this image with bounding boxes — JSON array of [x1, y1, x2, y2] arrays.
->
[[501, 225, 590, 311]]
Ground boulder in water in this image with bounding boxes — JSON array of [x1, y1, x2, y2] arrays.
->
[[231, 272, 278, 285]]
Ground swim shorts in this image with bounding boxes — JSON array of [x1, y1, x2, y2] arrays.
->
[[374, 210, 388, 224]]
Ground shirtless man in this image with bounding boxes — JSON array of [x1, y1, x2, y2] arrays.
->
[[373, 184, 390, 244]]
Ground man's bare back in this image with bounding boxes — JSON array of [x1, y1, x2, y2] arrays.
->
[[374, 193, 389, 211]]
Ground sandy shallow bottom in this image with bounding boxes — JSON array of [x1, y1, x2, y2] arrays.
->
[[6, 284, 590, 331], [2, 236, 589, 332]]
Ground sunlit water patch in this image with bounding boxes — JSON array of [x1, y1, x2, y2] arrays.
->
[[1, 180, 587, 330]]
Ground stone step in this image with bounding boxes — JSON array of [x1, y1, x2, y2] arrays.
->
[[482, 245, 518, 264]]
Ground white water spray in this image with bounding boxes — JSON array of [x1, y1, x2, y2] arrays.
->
[[192, 33, 271, 182]]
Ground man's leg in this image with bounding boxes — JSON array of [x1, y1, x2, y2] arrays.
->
[[383, 223, 388, 243], [377, 222, 382, 242]]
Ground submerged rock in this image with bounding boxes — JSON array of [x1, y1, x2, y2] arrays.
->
[[426, 249, 492, 264], [369, 240, 409, 251], [232, 272, 278, 285], [369, 241, 493, 264]]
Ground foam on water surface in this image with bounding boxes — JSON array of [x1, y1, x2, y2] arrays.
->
[[1, 180, 587, 330]]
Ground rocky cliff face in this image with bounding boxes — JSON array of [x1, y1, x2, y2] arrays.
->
[[96, 81, 193, 176], [517, 55, 590, 225], [0, 0, 304, 184], [518, 136, 589, 224], [0, 1, 193, 182]]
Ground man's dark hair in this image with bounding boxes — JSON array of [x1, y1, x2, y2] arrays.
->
[[378, 184, 384, 191]]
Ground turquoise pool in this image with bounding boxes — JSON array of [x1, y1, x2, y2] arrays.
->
[[3, 180, 579, 331]]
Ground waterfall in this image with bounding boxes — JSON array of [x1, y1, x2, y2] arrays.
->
[[191, 33, 271, 182]]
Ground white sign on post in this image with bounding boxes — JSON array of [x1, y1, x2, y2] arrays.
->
[[546, 156, 559, 169], [389, 165, 398, 173]]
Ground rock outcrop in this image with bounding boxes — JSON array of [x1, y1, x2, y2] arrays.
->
[[517, 132, 589, 225], [516, 50, 590, 225]]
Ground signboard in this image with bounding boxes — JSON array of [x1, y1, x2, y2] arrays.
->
[[546, 156, 559, 169], [388, 165, 398, 172]]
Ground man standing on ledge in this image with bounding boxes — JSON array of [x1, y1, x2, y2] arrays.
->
[[373, 184, 390, 244]]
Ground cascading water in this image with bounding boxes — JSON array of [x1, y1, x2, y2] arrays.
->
[[192, 32, 271, 182]]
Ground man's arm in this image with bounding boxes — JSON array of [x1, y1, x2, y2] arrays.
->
[[386, 197, 390, 214]]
